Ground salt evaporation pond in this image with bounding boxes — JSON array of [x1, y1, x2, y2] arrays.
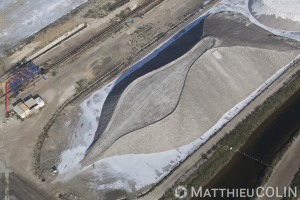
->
[[0, 0, 87, 55]]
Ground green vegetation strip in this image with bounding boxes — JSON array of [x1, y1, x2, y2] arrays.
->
[[256, 130, 300, 198], [283, 167, 300, 200], [160, 67, 300, 200]]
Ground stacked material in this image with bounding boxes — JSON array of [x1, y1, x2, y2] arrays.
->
[[250, 0, 300, 31]]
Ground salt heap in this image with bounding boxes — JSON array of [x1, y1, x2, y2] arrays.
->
[[250, 0, 300, 31]]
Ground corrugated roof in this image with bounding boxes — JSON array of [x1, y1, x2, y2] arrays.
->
[[24, 98, 37, 109], [13, 105, 25, 115], [17, 102, 29, 112], [35, 97, 43, 104]]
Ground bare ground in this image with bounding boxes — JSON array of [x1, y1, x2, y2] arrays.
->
[[139, 56, 300, 200], [0, 0, 299, 199], [0, 0, 210, 198], [49, 13, 300, 199], [83, 12, 300, 164]]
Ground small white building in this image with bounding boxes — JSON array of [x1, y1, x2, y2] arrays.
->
[[13, 95, 46, 119], [25, 96, 45, 112], [34, 97, 45, 109], [17, 102, 30, 115], [25, 98, 37, 110], [13, 105, 27, 119]]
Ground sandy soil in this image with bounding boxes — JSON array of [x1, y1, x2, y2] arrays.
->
[[34, 0, 210, 178], [0, 173, 4, 200], [39, 105, 81, 176], [0, 0, 206, 73], [0, 0, 128, 74], [0, 0, 210, 198]]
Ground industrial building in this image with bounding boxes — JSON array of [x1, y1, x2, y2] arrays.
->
[[13, 105, 27, 119], [0, 61, 45, 117], [13, 95, 45, 119], [7, 62, 45, 96]]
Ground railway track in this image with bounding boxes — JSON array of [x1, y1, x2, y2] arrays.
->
[[43, 0, 157, 73], [29, 23, 88, 62], [0, 0, 158, 101], [68, 10, 200, 105], [108, 0, 130, 11], [70, 62, 125, 105], [61, 0, 228, 105]]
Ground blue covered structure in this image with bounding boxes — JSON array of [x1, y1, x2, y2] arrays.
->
[[8, 62, 45, 96]]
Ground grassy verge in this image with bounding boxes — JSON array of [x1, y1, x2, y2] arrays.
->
[[160, 66, 300, 200], [74, 79, 88, 94], [254, 130, 300, 198], [283, 167, 300, 200]]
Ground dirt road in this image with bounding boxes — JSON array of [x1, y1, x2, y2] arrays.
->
[[258, 133, 300, 200], [8, 172, 53, 200], [0, 159, 52, 200]]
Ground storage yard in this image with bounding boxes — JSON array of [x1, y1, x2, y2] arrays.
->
[[0, 0, 213, 198], [0, 0, 300, 199]]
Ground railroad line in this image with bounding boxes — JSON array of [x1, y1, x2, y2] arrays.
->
[[70, 62, 125, 105], [67, 0, 227, 104], [108, 0, 130, 11], [29, 23, 88, 62], [33, 0, 217, 177], [43, 0, 157, 73], [0, 0, 158, 101]]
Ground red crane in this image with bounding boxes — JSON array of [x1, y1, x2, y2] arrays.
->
[[5, 81, 8, 117]]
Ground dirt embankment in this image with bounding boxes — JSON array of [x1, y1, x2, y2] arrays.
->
[[51, 12, 300, 199], [258, 131, 300, 200], [31, 0, 210, 184], [157, 54, 300, 200], [83, 12, 300, 165], [0, 0, 217, 199]]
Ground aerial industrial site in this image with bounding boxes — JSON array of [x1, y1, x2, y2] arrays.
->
[[0, 0, 300, 199]]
